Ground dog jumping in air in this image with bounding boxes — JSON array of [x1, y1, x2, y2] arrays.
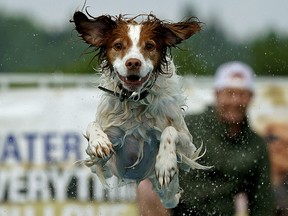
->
[[71, 10, 208, 208]]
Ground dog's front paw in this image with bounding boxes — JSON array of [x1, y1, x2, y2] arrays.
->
[[84, 133, 114, 159], [155, 151, 178, 187]]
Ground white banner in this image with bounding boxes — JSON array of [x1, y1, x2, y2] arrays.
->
[[0, 87, 137, 216]]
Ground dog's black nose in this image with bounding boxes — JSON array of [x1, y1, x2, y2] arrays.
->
[[125, 58, 141, 71]]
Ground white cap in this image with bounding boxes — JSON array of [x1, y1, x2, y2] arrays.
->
[[214, 61, 255, 92]]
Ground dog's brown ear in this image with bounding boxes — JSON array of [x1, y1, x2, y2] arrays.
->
[[72, 11, 116, 47], [160, 18, 201, 46]]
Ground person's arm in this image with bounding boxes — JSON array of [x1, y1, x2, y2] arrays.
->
[[248, 141, 275, 216], [137, 179, 171, 216]]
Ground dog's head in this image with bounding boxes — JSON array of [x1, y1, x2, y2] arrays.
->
[[72, 11, 200, 92]]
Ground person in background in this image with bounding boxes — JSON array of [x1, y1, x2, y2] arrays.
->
[[265, 123, 288, 216], [137, 61, 274, 216]]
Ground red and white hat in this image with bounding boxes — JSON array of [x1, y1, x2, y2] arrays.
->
[[214, 61, 255, 92]]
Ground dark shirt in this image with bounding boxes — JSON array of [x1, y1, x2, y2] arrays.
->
[[172, 106, 274, 216]]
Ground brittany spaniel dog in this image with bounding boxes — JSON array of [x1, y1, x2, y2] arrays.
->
[[71, 10, 208, 208]]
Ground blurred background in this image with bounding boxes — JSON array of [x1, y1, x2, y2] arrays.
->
[[0, 0, 288, 215], [0, 0, 288, 74]]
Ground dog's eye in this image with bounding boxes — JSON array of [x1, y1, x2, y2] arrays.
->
[[145, 42, 155, 51], [113, 43, 123, 51]]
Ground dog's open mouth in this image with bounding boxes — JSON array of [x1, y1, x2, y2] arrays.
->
[[117, 72, 151, 90]]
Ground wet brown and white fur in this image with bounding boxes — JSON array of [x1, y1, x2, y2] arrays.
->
[[72, 11, 208, 208]]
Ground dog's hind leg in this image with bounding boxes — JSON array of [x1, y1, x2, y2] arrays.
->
[[85, 157, 112, 188], [150, 174, 182, 208]]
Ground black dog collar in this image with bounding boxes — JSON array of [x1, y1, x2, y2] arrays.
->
[[98, 86, 149, 102]]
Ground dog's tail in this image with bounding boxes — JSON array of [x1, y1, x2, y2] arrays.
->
[[177, 144, 212, 170]]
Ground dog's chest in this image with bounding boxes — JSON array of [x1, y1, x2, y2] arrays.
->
[[105, 124, 160, 179], [101, 102, 165, 179]]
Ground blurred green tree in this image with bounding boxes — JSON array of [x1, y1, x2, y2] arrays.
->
[[250, 32, 288, 76], [0, 13, 95, 73], [0, 11, 287, 76]]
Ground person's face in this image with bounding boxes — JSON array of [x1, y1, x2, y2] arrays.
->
[[215, 88, 253, 124], [265, 123, 288, 185]]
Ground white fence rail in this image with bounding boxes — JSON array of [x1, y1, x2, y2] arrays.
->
[[0, 73, 98, 91], [0, 73, 287, 88]]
